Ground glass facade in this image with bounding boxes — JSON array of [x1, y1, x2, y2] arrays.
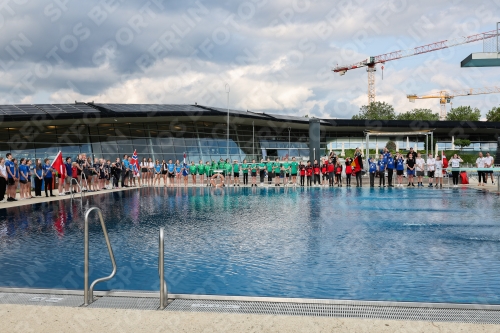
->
[[0, 120, 312, 163]]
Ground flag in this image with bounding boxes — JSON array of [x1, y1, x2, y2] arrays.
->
[[352, 155, 363, 174], [50, 151, 66, 180], [441, 150, 448, 175], [131, 149, 140, 175]]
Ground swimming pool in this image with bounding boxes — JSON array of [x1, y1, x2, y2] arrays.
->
[[1, 187, 499, 304]]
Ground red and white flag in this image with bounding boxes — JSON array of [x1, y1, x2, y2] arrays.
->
[[51, 151, 66, 180]]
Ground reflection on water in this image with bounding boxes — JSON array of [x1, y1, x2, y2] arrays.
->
[[1, 187, 500, 304]]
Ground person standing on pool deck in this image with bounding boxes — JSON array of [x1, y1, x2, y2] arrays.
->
[[205, 161, 213, 186], [344, 157, 352, 187], [377, 154, 386, 187], [5, 153, 17, 201], [299, 161, 306, 186], [484, 152, 495, 184], [189, 161, 197, 187], [335, 160, 343, 187], [449, 154, 463, 187], [175, 160, 182, 187], [250, 159, 257, 187], [476, 152, 486, 186], [154, 160, 162, 187], [306, 161, 313, 186], [224, 159, 233, 185], [434, 155, 444, 188], [18, 158, 28, 199], [427, 153, 435, 188], [321, 158, 329, 186], [290, 157, 298, 186], [313, 159, 321, 186], [43, 158, 55, 197], [282, 158, 290, 185], [0, 158, 7, 202], [406, 153, 416, 187], [386, 153, 394, 187], [328, 159, 335, 186], [369, 157, 377, 187], [197, 160, 205, 187], [182, 161, 189, 187], [232, 160, 240, 187], [122, 155, 130, 188], [273, 158, 281, 187], [166, 160, 175, 187], [266, 158, 273, 186], [395, 153, 405, 187], [258, 159, 266, 186], [241, 159, 249, 186], [415, 153, 425, 187]]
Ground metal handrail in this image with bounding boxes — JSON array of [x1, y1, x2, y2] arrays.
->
[[70, 177, 85, 200], [158, 227, 168, 310], [84, 207, 117, 306]]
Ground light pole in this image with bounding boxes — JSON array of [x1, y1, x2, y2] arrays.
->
[[225, 83, 230, 160], [288, 127, 291, 158]]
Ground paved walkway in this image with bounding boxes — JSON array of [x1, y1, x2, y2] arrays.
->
[[1, 304, 498, 333]]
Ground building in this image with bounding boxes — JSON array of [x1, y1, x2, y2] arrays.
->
[[0, 103, 499, 164]]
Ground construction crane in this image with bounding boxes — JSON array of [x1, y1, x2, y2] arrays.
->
[[407, 86, 500, 120], [333, 30, 498, 105]]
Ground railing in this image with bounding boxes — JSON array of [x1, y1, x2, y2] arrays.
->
[[158, 227, 168, 310], [70, 178, 85, 200], [84, 207, 117, 306]]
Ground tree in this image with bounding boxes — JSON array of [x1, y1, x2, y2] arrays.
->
[[446, 106, 481, 121], [454, 138, 471, 151], [352, 102, 396, 120], [486, 106, 500, 122], [396, 108, 439, 121], [386, 140, 396, 152]]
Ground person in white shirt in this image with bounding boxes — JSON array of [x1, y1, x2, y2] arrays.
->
[[484, 152, 495, 185], [415, 153, 425, 187], [449, 154, 463, 187], [148, 158, 155, 187], [426, 153, 435, 187], [434, 155, 443, 188], [476, 152, 486, 186], [140, 157, 148, 187]]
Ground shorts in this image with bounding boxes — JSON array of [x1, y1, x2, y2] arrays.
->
[[233, 172, 239, 177], [64, 177, 72, 185], [128, 172, 133, 179], [268, 172, 274, 178], [168, 173, 175, 178], [20, 179, 27, 184], [280, 172, 284, 178], [251, 171, 257, 177], [162, 170, 167, 175], [416, 171, 424, 177], [427, 171, 435, 178], [7, 178, 15, 186], [291, 173, 297, 177], [435, 171, 443, 178], [485, 170, 493, 174], [322, 174, 328, 180], [141, 168, 147, 173], [396, 170, 404, 176], [286, 173, 289, 177], [71, 178, 79, 185], [407, 169, 415, 176]]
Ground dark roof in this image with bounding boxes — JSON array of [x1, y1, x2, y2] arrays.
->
[[324, 119, 500, 131]]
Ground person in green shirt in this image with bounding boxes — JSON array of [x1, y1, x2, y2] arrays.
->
[[241, 159, 249, 186], [282, 158, 290, 186], [250, 159, 257, 187], [259, 159, 266, 186], [232, 160, 240, 187], [273, 158, 281, 186], [290, 157, 299, 186], [266, 158, 273, 185], [224, 159, 232, 184], [205, 161, 212, 186], [197, 160, 205, 186], [189, 161, 197, 186]]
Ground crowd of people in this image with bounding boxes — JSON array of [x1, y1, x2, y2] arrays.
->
[[0, 149, 496, 202]]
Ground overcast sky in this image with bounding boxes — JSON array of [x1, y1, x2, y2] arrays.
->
[[0, 0, 499, 119]]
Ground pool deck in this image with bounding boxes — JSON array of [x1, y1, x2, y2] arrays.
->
[[1, 303, 499, 333], [1, 179, 498, 209]]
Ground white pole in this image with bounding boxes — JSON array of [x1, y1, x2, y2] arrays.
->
[[341, 142, 345, 157], [396, 141, 399, 152], [435, 142, 439, 157], [406, 136, 410, 150], [225, 83, 230, 160], [451, 136, 455, 150]]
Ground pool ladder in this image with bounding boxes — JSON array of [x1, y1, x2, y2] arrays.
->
[[159, 227, 168, 310], [83, 207, 117, 306]]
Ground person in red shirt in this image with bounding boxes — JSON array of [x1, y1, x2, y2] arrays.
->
[[306, 161, 313, 186], [327, 159, 335, 186], [313, 159, 320, 185], [321, 158, 329, 186], [71, 162, 80, 193], [335, 160, 343, 187], [345, 157, 352, 187], [299, 161, 306, 187]]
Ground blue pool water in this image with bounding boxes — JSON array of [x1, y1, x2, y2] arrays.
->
[[1, 187, 500, 304]]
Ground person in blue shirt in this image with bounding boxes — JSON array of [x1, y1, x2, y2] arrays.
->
[[153, 160, 162, 187], [42, 158, 55, 197], [175, 160, 182, 187], [386, 153, 395, 187], [395, 152, 405, 187], [5, 153, 17, 201], [377, 154, 386, 188], [369, 157, 377, 187], [167, 160, 175, 187], [122, 155, 130, 187], [182, 162, 189, 187], [19, 158, 29, 199], [34, 159, 44, 197]]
